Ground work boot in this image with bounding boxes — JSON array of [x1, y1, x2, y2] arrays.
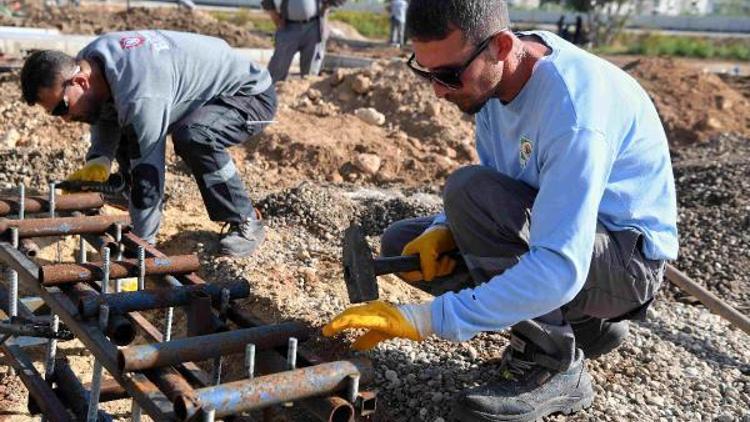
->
[[571, 317, 629, 359], [452, 331, 594, 421], [219, 217, 266, 257]]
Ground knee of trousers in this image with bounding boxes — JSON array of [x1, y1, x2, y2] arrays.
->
[[380, 220, 412, 257], [172, 124, 212, 158], [444, 165, 503, 215]]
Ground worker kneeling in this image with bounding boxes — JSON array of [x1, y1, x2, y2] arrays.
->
[[324, 1, 678, 420]]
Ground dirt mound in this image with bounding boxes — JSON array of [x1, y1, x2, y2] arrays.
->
[[4, 3, 271, 48], [249, 59, 477, 186], [625, 57, 750, 145]]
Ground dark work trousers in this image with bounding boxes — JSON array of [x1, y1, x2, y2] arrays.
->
[[268, 19, 325, 81], [381, 165, 666, 366], [170, 85, 277, 224]]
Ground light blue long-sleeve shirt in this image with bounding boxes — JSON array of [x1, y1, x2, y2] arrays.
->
[[430, 31, 678, 342]]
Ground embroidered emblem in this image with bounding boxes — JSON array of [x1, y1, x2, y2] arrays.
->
[[119, 35, 145, 50], [519, 136, 533, 168]]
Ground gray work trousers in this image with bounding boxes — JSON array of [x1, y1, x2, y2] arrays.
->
[[381, 165, 666, 364], [268, 19, 325, 82], [118, 85, 276, 242]]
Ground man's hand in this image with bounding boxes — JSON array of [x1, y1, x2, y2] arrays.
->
[[401, 225, 457, 282], [323, 301, 432, 351], [66, 157, 111, 184], [268, 10, 284, 29]]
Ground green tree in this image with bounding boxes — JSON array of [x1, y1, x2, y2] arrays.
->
[[568, 0, 644, 47]]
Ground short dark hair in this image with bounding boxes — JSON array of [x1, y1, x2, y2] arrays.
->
[[406, 0, 511, 44], [20, 50, 76, 105]]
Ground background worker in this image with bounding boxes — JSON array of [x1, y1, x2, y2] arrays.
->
[[262, 0, 345, 81], [324, 0, 678, 420], [20, 30, 276, 257], [388, 0, 408, 48]]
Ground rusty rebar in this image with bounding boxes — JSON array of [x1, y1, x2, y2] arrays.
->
[[174, 358, 374, 420], [0, 193, 104, 217], [118, 322, 309, 372], [40, 255, 200, 286], [0, 214, 130, 239]]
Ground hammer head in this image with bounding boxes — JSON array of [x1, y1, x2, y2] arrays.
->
[[342, 224, 379, 304]]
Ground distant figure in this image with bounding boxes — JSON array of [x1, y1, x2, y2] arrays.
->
[[556, 14, 565, 38], [389, 0, 408, 47], [262, 0, 345, 81], [573, 15, 586, 46]]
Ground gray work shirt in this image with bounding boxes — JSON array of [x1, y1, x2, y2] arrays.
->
[[78, 30, 272, 162], [391, 0, 407, 23]]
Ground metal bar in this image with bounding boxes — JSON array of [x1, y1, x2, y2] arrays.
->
[[0, 242, 175, 420], [665, 264, 750, 335], [77, 280, 248, 319], [40, 255, 201, 285], [63, 281, 136, 346], [118, 322, 309, 372], [17, 183, 25, 219], [86, 304, 109, 422], [303, 396, 355, 422], [0, 214, 130, 239], [174, 358, 374, 420], [0, 193, 104, 217], [53, 357, 113, 422], [187, 290, 216, 337], [1, 343, 73, 422]]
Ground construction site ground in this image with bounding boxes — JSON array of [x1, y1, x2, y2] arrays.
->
[[0, 3, 749, 421]]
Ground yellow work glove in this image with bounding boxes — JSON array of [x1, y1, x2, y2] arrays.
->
[[66, 157, 111, 184], [322, 300, 433, 351], [400, 225, 457, 282]]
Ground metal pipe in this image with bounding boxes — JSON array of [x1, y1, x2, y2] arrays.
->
[[0, 193, 104, 217], [174, 358, 374, 420], [48, 182, 56, 219], [245, 343, 255, 379], [43, 314, 60, 379], [20, 238, 40, 258], [63, 282, 136, 346], [40, 255, 201, 286], [118, 322, 309, 372], [164, 307, 174, 341], [665, 264, 750, 335], [52, 357, 113, 422], [0, 214, 130, 239], [86, 305, 110, 422], [137, 246, 145, 291], [304, 396, 355, 422], [17, 183, 25, 219]]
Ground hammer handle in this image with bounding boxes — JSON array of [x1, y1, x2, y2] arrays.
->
[[372, 255, 421, 275]]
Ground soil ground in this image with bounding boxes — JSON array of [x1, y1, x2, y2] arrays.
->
[[0, 3, 749, 421]]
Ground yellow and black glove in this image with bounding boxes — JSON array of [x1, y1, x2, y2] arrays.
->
[[322, 300, 432, 351], [400, 225, 457, 282], [65, 157, 111, 184]]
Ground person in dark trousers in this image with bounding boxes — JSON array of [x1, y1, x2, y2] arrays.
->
[[20, 30, 276, 257], [262, 0, 345, 81], [324, 0, 678, 420]]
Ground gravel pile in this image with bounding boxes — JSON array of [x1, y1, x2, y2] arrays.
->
[[672, 133, 750, 311]]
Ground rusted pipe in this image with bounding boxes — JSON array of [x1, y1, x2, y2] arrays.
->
[[40, 255, 200, 285], [174, 358, 374, 420], [51, 357, 113, 421], [0, 214, 130, 239], [77, 280, 249, 318], [19, 238, 39, 257], [62, 283, 136, 346], [118, 322, 310, 372], [665, 264, 750, 335], [0, 193, 104, 217]]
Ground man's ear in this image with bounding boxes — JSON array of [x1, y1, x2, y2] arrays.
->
[[71, 73, 90, 90], [490, 31, 514, 62]]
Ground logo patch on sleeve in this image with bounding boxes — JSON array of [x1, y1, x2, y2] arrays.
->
[[519, 136, 534, 168], [119, 35, 146, 50]]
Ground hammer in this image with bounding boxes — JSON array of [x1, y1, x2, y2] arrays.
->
[[343, 224, 460, 303]]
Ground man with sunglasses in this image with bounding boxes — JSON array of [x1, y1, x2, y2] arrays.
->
[[20, 30, 275, 256], [324, 0, 677, 420]]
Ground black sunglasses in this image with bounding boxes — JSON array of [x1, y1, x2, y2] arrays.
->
[[407, 31, 503, 90], [51, 85, 70, 117]]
